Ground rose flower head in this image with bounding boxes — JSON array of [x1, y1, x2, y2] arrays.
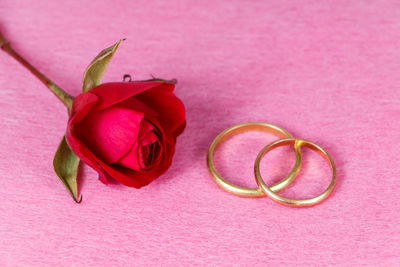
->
[[66, 81, 186, 188]]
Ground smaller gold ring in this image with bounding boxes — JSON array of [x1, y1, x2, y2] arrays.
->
[[207, 122, 302, 197], [254, 138, 336, 207]]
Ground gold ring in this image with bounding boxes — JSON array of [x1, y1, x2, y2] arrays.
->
[[207, 122, 302, 197], [254, 138, 336, 207]]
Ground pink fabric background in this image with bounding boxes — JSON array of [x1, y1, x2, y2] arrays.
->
[[1, 1, 399, 266]]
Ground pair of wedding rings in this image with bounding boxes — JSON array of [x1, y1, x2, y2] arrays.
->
[[207, 122, 336, 207]]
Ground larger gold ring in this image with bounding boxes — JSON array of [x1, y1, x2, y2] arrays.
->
[[207, 122, 302, 197], [254, 138, 336, 207]]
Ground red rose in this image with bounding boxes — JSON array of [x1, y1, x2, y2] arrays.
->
[[66, 81, 186, 188]]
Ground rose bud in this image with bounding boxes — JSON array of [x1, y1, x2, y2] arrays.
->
[[66, 81, 186, 188]]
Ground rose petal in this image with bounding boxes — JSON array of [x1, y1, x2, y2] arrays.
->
[[144, 141, 162, 168], [66, 128, 108, 183], [69, 92, 98, 125], [100, 141, 176, 188], [73, 106, 144, 163], [90, 81, 167, 111], [138, 120, 158, 145], [118, 97, 159, 119], [117, 120, 158, 169], [173, 120, 186, 138], [136, 84, 186, 137], [117, 142, 141, 170]]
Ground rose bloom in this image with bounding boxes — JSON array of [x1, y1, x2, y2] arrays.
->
[[66, 81, 185, 188]]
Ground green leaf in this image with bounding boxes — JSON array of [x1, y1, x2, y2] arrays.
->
[[53, 136, 81, 203], [82, 39, 123, 92]]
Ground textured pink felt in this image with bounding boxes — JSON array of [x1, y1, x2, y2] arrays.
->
[[1, 1, 399, 266]]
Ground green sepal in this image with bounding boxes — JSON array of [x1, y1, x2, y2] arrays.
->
[[82, 39, 123, 92], [53, 136, 81, 203]]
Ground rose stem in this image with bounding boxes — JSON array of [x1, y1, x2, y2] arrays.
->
[[0, 32, 74, 110]]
